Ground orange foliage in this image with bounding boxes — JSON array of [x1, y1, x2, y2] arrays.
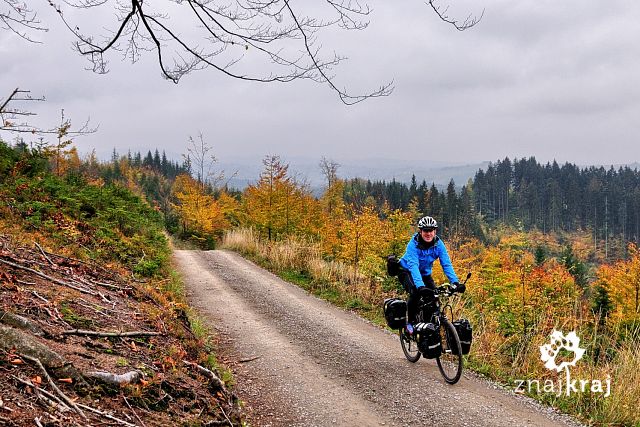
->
[[596, 243, 640, 324]]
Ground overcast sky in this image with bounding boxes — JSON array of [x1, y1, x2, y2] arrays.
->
[[2, 0, 640, 171]]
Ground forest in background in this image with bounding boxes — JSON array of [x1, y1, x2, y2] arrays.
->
[[2, 137, 639, 425]]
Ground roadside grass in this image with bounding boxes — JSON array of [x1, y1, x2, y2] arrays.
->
[[221, 227, 640, 427]]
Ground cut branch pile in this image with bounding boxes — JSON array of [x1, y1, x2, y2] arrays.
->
[[0, 235, 241, 426]]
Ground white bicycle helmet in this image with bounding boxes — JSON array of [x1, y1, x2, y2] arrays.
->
[[417, 216, 438, 230]]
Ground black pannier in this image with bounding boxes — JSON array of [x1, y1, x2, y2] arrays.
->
[[386, 255, 401, 277], [452, 319, 473, 355], [415, 322, 441, 359], [383, 298, 407, 329]]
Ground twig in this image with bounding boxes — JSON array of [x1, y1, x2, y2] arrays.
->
[[76, 403, 138, 427], [0, 258, 98, 296], [77, 298, 133, 316], [34, 242, 54, 266], [75, 301, 110, 317], [0, 400, 14, 412], [75, 276, 125, 291], [18, 354, 87, 420], [35, 417, 44, 427], [42, 249, 122, 282], [30, 290, 49, 304], [98, 292, 112, 304], [11, 375, 71, 412], [217, 402, 234, 427], [63, 329, 160, 338], [182, 360, 225, 390], [238, 355, 261, 363], [123, 395, 146, 427]]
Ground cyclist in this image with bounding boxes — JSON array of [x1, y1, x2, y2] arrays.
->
[[398, 216, 464, 334]]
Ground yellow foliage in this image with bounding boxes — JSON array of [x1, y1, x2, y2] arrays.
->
[[338, 205, 386, 268], [172, 174, 228, 237], [243, 156, 315, 240]]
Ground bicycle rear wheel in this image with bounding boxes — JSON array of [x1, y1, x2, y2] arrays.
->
[[436, 318, 463, 384], [400, 327, 421, 363]]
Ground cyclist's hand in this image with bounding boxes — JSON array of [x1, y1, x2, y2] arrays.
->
[[416, 286, 433, 298], [451, 282, 466, 294]]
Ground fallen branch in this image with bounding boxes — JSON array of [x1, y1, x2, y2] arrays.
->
[[76, 403, 138, 427], [63, 329, 160, 338], [182, 360, 225, 390], [34, 243, 54, 266], [238, 356, 261, 363], [76, 276, 124, 291], [19, 354, 87, 420], [217, 402, 234, 427], [11, 375, 71, 412], [85, 370, 142, 386], [41, 249, 122, 282], [75, 301, 111, 317], [30, 290, 49, 304], [0, 258, 97, 296], [123, 395, 146, 427]]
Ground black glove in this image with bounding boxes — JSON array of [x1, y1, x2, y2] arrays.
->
[[451, 282, 466, 293], [416, 286, 434, 299]]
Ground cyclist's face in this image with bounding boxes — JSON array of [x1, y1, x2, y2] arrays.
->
[[420, 228, 436, 242]]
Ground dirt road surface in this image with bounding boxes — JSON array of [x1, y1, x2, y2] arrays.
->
[[174, 249, 581, 427]]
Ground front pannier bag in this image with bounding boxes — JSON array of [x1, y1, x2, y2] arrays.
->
[[383, 298, 407, 330], [452, 319, 473, 355], [415, 322, 441, 359]]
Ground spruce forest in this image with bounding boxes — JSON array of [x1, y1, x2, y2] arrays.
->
[[1, 139, 639, 426]]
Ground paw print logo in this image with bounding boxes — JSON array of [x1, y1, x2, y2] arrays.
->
[[539, 330, 585, 372]]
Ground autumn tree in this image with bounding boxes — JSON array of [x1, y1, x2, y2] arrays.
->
[[243, 155, 313, 240], [318, 157, 346, 257], [596, 243, 640, 325], [339, 204, 386, 268], [172, 174, 228, 246]]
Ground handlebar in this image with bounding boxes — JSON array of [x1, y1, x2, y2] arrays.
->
[[433, 272, 471, 297], [433, 283, 456, 297]]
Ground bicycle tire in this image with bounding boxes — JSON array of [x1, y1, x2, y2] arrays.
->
[[400, 327, 421, 363], [436, 318, 463, 384]]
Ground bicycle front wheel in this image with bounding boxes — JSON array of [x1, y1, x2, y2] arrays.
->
[[400, 327, 421, 363], [436, 318, 463, 384]]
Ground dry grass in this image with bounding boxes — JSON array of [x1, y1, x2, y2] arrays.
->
[[222, 228, 385, 304]]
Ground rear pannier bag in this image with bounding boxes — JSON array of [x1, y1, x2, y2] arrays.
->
[[383, 298, 407, 330], [415, 322, 441, 359], [386, 255, 401, 277], [452, 319, 473, 355]]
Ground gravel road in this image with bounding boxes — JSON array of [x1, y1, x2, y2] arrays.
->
[[174, 249, 582, 427]]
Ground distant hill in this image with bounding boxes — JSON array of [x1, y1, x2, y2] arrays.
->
[[220, 156, 490, 191]]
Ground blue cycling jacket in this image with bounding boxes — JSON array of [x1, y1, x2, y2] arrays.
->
[[399, 233, 459, 288]]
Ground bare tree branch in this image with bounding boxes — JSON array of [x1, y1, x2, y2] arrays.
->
[[427, 0, 483, 31], [0, 0, 47, 42], [1, 88, 97, 139], [4, 0, 481, 104]]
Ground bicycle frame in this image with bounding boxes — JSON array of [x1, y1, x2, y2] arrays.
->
[[399, 274, 471, 384]]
